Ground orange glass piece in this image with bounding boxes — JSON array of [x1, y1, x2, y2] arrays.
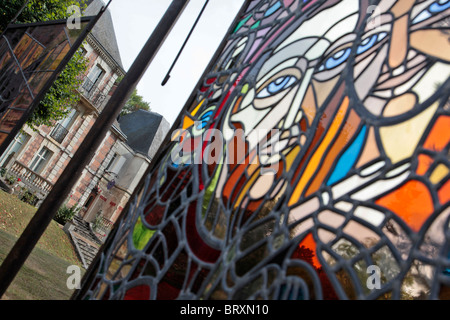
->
[[423, 115, 450, 152], [416, 153, 434, 175], [376, 180, 434, 232], [298, 233, 321, 269]]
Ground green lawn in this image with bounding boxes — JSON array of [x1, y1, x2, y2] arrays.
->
[[0, 190, 85, 300]]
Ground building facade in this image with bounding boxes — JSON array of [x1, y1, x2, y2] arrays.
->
[[0, 0, 169, 237]]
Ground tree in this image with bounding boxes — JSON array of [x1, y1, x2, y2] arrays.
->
[[0, 0, 89, 130], [121, 89, 151, 116], [0, 0, 87, 32], [27, 48, 88, 129]]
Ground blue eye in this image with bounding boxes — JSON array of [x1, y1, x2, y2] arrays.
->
[[430, 0, 450, 13], [318, 32, 387, 72], [413, 0, 450, 24], [357, 32, 387, 55], [257, 75, 297, 98], [319, 48, 351, 71], [357, 35, 377, 55]]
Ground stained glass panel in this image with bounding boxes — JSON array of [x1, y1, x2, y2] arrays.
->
[[81, 0, 450, 300]]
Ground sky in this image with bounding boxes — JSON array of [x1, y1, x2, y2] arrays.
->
[[107, 0, 244, 126]]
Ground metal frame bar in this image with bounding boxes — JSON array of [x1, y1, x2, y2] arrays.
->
[[161, 0, 210, 86], [6, 16, 98, 30]]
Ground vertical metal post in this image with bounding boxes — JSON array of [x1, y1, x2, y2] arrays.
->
[[0, 0, 189, 298]]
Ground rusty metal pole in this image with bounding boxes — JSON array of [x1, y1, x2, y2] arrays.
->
[[0, 0, 189, 298]]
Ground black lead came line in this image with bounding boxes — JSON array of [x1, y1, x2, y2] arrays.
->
[[161, 0, 210, 86]]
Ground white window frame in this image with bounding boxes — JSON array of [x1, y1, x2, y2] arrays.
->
[[0, 132, 29, 166], [29, 147, 52, 174]]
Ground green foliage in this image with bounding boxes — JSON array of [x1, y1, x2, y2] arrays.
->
[[91, 210, 103, 232], [0, 190, 84, 299], [54, 203, 80, 225], [5, 175, 17, 185], [19, 187, 38, 206], [121, 89, 151, 116], [0, 0, 87, 31], [0, 0, 89, 130], [26, 49, 88, 130]]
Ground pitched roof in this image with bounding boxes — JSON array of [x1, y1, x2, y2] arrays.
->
[[118, 110, 170, 160], [82, 0, 124, 69]]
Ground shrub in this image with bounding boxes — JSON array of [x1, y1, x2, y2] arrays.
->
[[54, 204, 80, 225], [19, 187, 38, 206], [6, 175, 16, 185], [91, 210, 103, 232]]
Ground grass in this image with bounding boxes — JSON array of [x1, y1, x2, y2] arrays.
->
[[0, 190, 85, 300]]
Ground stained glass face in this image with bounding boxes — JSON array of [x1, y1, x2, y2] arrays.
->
[[82, 0, 450, 300], [0, 20, 91, 148]]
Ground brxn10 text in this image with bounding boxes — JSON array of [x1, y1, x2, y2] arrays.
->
[[224, 304, 269, 315]]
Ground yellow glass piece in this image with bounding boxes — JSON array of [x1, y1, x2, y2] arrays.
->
[[182, 116, 195, 130], [182, 100, 207, 130], [241, 83, 249, 94], [285, 145, 301, 172], [380, 103, 438, 164], [430, 164, 449, 185], [191, 99, 205, 117]]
